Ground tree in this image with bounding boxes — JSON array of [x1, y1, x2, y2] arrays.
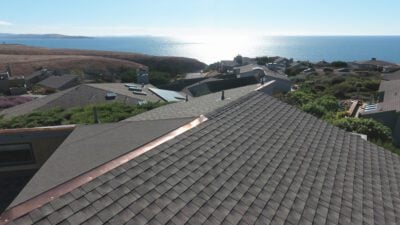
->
[[234, 55, 243, 65], [331, 61, 348, 68], [120, 69, 137, 83]]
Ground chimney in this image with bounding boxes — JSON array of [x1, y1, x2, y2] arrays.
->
[[261, 77, 265, 85], [221, 90, 225, 100]]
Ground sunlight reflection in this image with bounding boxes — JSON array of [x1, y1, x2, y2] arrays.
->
[[173, 35, 272, 64]]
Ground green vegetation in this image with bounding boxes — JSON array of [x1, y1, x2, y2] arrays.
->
[[234, 55, 243, 65], [120, 68, 137, 83], [118, 67, 180, 86], [281, 74, 400, 154], [330, 61, 348, 68], [0, 102, 165, 129], [331, 118, 392, 143], [256, 56, 274, 65], [289, 72, 381, 100]]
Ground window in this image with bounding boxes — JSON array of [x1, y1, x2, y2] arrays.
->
[[0, 143, 35, 166]]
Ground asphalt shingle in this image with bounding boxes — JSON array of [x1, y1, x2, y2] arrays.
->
[[6, 90, 400, 225]]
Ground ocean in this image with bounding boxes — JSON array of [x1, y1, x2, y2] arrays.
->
[[1, 36, 400, 64]]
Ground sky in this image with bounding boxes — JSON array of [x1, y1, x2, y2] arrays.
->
[[0, 0, 400, 37]]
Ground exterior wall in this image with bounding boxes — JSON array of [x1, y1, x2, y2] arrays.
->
[[361, 110, 397, 130], [0, 128, 73, 172], [361, 110, 400, 147], [263, 77, 291, 94], [0, 79, 25, 93], [393, 115, 400, 147]]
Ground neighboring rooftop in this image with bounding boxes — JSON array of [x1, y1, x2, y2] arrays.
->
[[0, 83, 171, 118], [382, 70, 400, 81], [234, 64, 290, 81], [356, 58, 399, 67], [125, 84, 259, 121], [374, 80, 400, 112], [5, 87, 400, 225], [37, 75, 79, 90]]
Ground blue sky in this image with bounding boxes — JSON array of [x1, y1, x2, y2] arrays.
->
[[1, 0, 399, 36]]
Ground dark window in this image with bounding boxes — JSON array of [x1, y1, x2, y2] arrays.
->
[[0, 144, 35, 166]]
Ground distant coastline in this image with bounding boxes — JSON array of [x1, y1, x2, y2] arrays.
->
[[0, 35, 400, 64], [0, 33, 91, 39]]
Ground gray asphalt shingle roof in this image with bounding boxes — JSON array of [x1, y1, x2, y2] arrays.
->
[[6, 89, 400, 224], [38, 75, 78, 90], [370, 80, 400, 113], [9, 118, 195, 209], [125, 84, 258, 121], [0, 84, 164, 119]]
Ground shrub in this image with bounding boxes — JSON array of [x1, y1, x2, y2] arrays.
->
[[285, 90, 316, 106], [302, 103, 327, 118], [0, 102, 165, 129], [332, 118, 392, 142], [331, 61, 348, 68]]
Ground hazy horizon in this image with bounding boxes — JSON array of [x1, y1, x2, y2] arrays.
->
[[1, 0, 400, 37]]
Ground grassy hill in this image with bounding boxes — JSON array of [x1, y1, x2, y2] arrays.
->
[[0, 45, 206, 76]]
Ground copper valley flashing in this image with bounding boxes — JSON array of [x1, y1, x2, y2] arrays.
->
[[0, 115, 208, 224]]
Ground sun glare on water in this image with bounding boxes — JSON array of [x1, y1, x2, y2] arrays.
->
[[173, 35, 269, 64]]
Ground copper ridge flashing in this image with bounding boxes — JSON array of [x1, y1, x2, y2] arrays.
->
[[0, 125, 76, 135], [0, 115, 208, 224], [254, 80, 276, 91]]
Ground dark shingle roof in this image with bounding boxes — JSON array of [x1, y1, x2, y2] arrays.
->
[[383, 70, 400, 81], [38, 75, 78, 90], [10, 118, 195, 208], [125, 84, 258, 121], [370, 80, 400, 112], [0, 84, 163, 119], [6, 89, 400, 224]]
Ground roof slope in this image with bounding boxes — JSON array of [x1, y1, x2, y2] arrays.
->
[[0, 84, 162, 118], [7, 90, 400, 224], [10, 118, 195, 208], [125, 84, 258, 121], [38, 75, 78, 90], [382, 70, 400, 81], [374, 80, 400, 112]]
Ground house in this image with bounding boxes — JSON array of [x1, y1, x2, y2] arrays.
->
[[0, 72, 10, 80], [24, 69, 52, 86], [360, 79, 400, 146], [183, 77, 258, 97], [2, 81, 400, 224], [354, 58, 399, 71], [137, 68, 149, 85], [38, 75, 79, 91], [273, 57, 292, 67], [0, 83, 185, 119], [0, 71, 26, 94], [219, 60, 239, 72], [234, 64, 291, 94]]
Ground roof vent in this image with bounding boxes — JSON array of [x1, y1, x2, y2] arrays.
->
[[128, 86, 142, 92], [221, 90, 225, 100], [133, 90, 147, 95]]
